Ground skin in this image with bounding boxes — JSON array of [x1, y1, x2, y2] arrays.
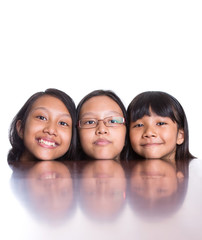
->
[[17, 95, 73, 161], [129, 110, 184, 161], [129, 159, 184, 201], [25, 161, 73, 219], [80, 160, 126, 219], [78, 96, 126, 160]]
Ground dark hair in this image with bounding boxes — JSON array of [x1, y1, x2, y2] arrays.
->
[[8, 88, 76, 162], [76, 89, 129, 160], [127, 91, 195, 164]]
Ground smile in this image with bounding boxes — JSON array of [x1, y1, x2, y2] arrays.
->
[[141, 143, 162, 147], [38, 172, 58, 179], [38, 138, 57, 148]]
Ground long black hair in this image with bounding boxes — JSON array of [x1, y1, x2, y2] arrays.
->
[[8, 88, 76, 162], [127, 91, 195, 164]]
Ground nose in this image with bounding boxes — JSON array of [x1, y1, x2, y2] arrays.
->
[[43, 122, 57, 136], [95, 120, 108, 135], [143, 126, 157, 138]]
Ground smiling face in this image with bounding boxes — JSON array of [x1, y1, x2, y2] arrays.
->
[[17, 95, 73, 161], [129, 110, 184, 161], [78, 96, 126, 160]]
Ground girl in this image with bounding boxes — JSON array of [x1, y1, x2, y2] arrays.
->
[[127, 91, 195, 165], [8, 88, 76, 162], [76, 90, 129, 160]]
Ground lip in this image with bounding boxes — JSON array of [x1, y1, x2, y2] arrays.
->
[[37, 137, 58, 149], [94, 173, 113, 178], [38, 171, 59, 180], [139, 171, 164, 178], [141, 143, 162, 147], [94, 138, 112, 146]]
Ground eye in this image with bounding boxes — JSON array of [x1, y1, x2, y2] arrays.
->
[[36, 115, 47, 121], [81, 119, 96, 126], [157, 188, 167, 193], [157, 122, 167, 126], [109, 119, 118, 124], [59, 121, 69, 126], [85, 120, 96, 125], [109, 119, 120, 124], [107, 116, 124, 124], [134, 123, 144, 128]]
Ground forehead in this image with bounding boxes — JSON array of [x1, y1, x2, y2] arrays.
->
[[79, 96, 123, 117], [31, 95, 69, 113]]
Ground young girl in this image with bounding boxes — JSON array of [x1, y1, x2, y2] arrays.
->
[[76, 90, 129, 160], [8, 88, 76, 162], [127, 91, 195, 165]]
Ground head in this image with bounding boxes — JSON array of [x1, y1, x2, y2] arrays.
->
[[8, 88, 76, 162], [10, 160, 76, 224], [127, 91, 194, 164], [76, 90, 128, 160], [79, 159, 126, 221], [128, 158, 188, 219]]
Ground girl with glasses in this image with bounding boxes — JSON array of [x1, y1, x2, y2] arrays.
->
[[77, 90, 129, 161]]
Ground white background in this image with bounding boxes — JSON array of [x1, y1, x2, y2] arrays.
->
[[0, 0, 202, 175]]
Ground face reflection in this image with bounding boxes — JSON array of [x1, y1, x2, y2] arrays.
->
[[130, 159, 184, 201], [17, 95, 72, 161], [79, 160, 126, 219], [24, 161, 74, 220], [78, 96, 126, 160]]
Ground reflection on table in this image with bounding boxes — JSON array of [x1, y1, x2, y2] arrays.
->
[[4, 158, 202, 240]]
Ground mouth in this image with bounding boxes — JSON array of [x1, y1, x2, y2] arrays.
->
[[38, 171, 59, 180], [141, 143, 162, 147], [139, 171, 164, 178], [37, 138, 58, 148], [94, 139, 111, 146]]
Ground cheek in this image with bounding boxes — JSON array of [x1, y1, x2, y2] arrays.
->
[[79, 130, 93, 141], [113, 127, 126, 140], [129, 130, 138, 145], [61, 129, 72, 145]]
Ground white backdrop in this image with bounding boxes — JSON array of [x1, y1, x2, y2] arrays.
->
[[0, 0, 202, 175]]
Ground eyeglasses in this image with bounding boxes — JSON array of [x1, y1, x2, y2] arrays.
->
[[78, 116, 125, 129]]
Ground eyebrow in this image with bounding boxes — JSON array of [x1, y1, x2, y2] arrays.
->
[[80, 111, 123, 118], [31, 107, 71, 118]]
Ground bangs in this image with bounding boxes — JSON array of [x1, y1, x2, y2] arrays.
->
[[129, 92, 178, 123]]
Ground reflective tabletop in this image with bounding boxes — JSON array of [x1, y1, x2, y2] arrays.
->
[[1, 158, 202, 240]]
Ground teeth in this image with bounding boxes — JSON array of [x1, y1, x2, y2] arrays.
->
[[44, 173, 57, 179], [39, 139, 56, 147]]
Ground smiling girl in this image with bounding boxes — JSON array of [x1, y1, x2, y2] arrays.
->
[[127, 91, 195, 165], [8, 88, 76, 162]]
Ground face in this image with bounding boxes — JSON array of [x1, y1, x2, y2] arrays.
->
[[17, 95, 73, 161], [78, 96, 126, 160], [130, 159, 184, 200], [129, 110, 184, 161], [80, 160, 126, 219], [25, 161, 73, 219]]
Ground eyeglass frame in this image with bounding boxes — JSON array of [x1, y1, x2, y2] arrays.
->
[[78, 116, 125, 129]]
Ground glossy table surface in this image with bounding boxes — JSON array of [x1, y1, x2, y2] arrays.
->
[[1, 158, 202, 240]]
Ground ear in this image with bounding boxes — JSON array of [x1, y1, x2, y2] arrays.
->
[[177, 129, 184, 145], [16, 120, 24, 139], [177, 171, 184, 182]]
